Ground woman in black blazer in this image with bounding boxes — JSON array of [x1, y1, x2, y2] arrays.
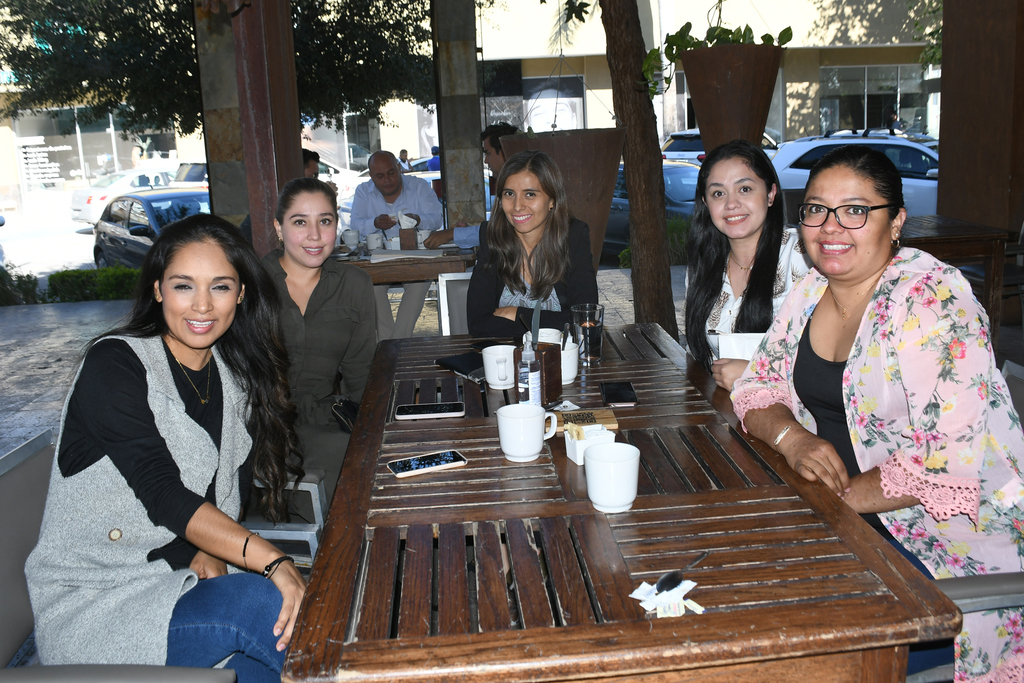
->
[[467, 150, 598, 337]]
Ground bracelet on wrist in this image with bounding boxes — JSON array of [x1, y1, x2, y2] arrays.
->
[[773, 425, 792, 448], [242, 531, 260, 572], [263, 555, 295, 578]]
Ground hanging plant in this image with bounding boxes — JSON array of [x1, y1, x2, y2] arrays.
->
[[641, 0, 793, 97]]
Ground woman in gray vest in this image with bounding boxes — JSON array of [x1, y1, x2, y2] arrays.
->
[[26, 215, 306, 682]]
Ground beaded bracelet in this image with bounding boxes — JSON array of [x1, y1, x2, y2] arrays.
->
[[263, 555, 295, 578]]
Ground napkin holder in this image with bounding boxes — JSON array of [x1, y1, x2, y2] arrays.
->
[[399, 228, 418, 250], [563, 424, 617, 466], [514, 342, 561, 404]]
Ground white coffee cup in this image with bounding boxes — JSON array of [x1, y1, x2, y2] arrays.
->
[[342, 229, 359, 249], [584, 443, 640, 513], [496, 403, 557, 463], [523, 328, 564, 347], [560, 341, 579, 385], [417, 229, 431, 249], [482, 345, 516, 389], [388, 236, 401, 250], [366, 233, 384, 250]]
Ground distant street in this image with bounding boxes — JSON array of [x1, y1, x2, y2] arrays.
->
[[0, 188, 96, 289]]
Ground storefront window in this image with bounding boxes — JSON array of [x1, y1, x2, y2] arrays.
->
[[819, 65, 937, 136]]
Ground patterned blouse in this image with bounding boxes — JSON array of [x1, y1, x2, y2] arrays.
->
[[731, 248, 1024, 682], [681, 228, 812, 336]]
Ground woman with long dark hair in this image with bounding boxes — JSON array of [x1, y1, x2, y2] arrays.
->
[[467, 150, 598, 336], [684, 139, 811, 390], [262, 177, 376, 510], [27, 214, 306, 682]]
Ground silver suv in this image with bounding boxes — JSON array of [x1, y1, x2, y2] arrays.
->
[[771, 132, 939, 222]]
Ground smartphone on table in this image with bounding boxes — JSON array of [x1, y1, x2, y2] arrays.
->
[[394, 401, 465, 420], [387, 450, 469, 478], [600, 381, 638, 408]]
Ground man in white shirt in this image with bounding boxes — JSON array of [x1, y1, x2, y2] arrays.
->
[[351, 151, 444, 339]]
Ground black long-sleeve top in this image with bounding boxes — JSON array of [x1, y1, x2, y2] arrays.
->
[[467, 219, 599, 337], [58, 339, 252, 569]]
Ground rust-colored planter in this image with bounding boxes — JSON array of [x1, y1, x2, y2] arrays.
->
[[499, 128, 626, 270], [679, 44, 783, 154]]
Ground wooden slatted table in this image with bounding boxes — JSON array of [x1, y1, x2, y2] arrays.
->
[[283, 324, 960, 683], [332, 250, 476, 285]]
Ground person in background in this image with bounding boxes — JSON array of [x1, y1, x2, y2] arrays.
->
[[683, 139, 811, 392], [350, 151, 443, 339], [732, 145, 1024, 680], [424, 122, 520, 251], [398, 149, 412, 173], [302, 149, 320, 179], [26, 215, 305, 682], [262, 177, 376, 511], [427, 146, 441, 172], [467, 150, 597, 337]]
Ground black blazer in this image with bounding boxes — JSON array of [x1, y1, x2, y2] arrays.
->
[[467, 219, 599, 337]]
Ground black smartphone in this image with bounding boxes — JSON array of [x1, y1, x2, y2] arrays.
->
[[394, 401, 465, 420], [387, 450, 469, 478], [600, 381, 638, 408]]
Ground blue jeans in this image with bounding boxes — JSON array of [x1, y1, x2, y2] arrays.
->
[[166, 573, 286, 683]]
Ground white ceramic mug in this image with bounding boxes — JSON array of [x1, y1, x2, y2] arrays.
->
[[523, 328, 564, 347], [482, 345, 516, 390], [417, 229, 431, 249], [496, 403, 557, 463], [584, 442, 640, 513], [342, 229, 359, 249], [560, 341, 579, 385], [388, 236, 401, 250], [365, 233, 384, 250]]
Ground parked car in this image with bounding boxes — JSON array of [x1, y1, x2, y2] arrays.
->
[[661, 128, 782, 164], [316, 159, 361, 188], [603, 160, 701, 256], [169, 162, 209, 188], [93, 189, 210, 269], [70, 166, 177, 224], [771, 133, 939, 221]]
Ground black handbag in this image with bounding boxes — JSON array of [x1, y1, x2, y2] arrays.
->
[[331, 399, 360, 433]]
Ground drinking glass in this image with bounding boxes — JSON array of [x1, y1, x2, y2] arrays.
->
[[571, 303, 604, 366]]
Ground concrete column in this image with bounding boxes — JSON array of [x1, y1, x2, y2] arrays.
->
[[432, 0, 485, 226], [938, 0, 1024, 232], [192, 2, 249, 227]]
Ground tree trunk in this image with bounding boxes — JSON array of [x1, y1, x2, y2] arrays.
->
[[598, 0, 678, 340]]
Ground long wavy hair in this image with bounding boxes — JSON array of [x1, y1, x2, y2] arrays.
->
[[484, 150, 573, 301], [685, 139, 787, 370], [95, 214, 303, 522]]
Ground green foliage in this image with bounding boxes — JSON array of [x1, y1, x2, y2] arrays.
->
[[641, 0, 792, 98], [0, 263, 40, 306], [0, 0, 435, 136], [618, 216, 689, 269], [910, 0, 942, 66], [43, 266, 139, 303]]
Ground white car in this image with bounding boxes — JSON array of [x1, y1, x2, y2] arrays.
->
[[70, 166, 177, 224], [661, 128, 782, 163], [771, 134, 939, 221]]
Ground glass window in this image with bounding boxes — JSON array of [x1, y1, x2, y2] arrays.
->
[[663, 136, 703, 153], [148, 196, 210, 229], [880, 144, 938, 179], [898, 64, 928, 134], [128, 201, 150, 228], [107, 198, 130, 226], [663, 166, 698, 204], [819, 67, 865, 133], [130, 174, 153, 188], [791, 145, 833, 171], [613, 169, 628, 200], [819, 65, 938, 137], [866, 66, 899, 130]]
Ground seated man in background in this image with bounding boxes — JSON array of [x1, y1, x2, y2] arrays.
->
[[425, 122, 519, 250], [351, 151, 443, 339]]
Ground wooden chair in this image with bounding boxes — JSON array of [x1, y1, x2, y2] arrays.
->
[[0, 431, 234, 681], [960, 219, 1024, 333]]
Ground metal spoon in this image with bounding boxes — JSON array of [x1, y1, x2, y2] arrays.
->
[[655, 550, 711, 594]]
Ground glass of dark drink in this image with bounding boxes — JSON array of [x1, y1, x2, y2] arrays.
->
[[571, 303, 604, 366]]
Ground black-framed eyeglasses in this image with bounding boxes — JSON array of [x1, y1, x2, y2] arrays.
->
[[798, 203, 898, 229]]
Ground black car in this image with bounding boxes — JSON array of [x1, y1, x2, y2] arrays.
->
[[603, 161, 701, 256], [93, 189, 211, 269]]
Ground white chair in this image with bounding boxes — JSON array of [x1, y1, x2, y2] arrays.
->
[[1002, 360, 1024, 416], [437, 272, 473, 336], [246, 468, 328, 567]]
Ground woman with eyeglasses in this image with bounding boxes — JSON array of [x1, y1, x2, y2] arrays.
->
[[731, 145, 1024, 680], [683, 139, 811, 391]]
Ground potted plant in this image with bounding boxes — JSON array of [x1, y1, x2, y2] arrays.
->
[[643, 1, 792, 153]]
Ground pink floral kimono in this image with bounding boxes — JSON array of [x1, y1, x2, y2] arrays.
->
[[732, 248, 1024, 682]]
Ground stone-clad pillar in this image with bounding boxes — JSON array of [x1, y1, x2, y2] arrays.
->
[[432, 0, 485, 227]]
